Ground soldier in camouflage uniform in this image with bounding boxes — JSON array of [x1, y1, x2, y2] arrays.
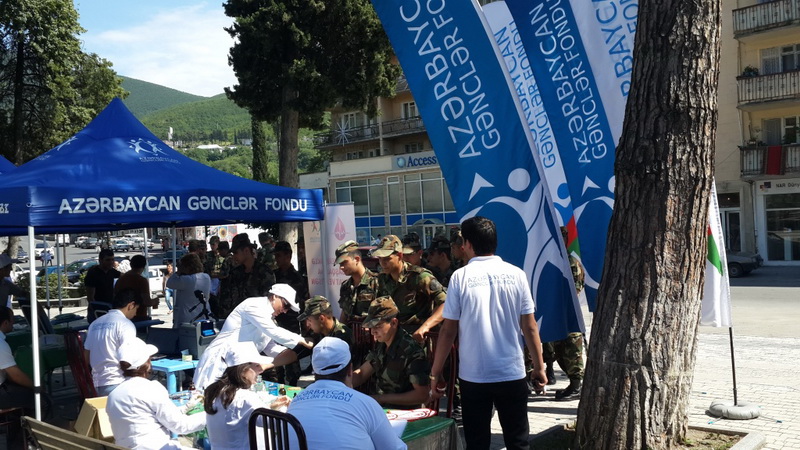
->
[[426, 236, 455, 288], [272, 241, 310, 385], [263, 295, 353, 371], [401, 233, 424, 267], [335, 241, 379, 321], [216, 234, 276, 319], [373, 235, 447, 344], [449, 227, 466, 270], [257, 232, 277, 271], [352, 297, 430, 409], [542, 227, 585, 401]]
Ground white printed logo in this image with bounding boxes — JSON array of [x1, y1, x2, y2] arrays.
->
[[128, 139, 168, 156]]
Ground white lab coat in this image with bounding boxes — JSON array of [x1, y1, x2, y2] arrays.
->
[[107, 377, 206, 450], [193, 297, 304, 390]]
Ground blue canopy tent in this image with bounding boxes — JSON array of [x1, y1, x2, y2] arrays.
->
[[0, 156, 15, 174], [0, 98, 324, 417]]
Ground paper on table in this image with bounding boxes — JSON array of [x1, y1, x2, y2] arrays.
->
[[389, 419, 407, 438]]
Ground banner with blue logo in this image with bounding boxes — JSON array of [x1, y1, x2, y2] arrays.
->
[[371, 0, 584, 340], [505, 0, 637, 310]]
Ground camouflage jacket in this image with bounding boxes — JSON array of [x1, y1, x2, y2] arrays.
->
[[366, 328, 430, 405], [257, 247, 277, 271], [293, 320, 353, 360], [376, 263, 446, 329], [204, 252, 225, 276], [217, 260, 275, 319], [429, 264, 454, 288], [570, 255, 585, 294], [339, 269, 380, 319]]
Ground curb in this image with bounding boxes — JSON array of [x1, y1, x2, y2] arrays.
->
[[690, 425, 766, 450]]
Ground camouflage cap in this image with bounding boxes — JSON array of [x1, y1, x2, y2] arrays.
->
[[334, 240, 360, 265], [363, 296, 399, 328], [371, 235, 403, 258], [402, 234, 422, 254], [428, 235, 451, 253], [298, 295, 333, 321], [230, 234, 254, 252]]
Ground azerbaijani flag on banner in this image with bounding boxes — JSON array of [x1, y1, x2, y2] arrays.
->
[[505, 0, 638, 310], [701, 182, 732, 327], [370, 0, 584, 341]]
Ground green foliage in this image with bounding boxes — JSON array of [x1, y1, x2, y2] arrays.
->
[[252, 117, 270, 182], [0, 0, 126, 164], [121, 76, 207, 117], [17, 272, 74, 300], [139, 94, 256, 146]]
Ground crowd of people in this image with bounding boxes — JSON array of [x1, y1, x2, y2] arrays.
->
[[0, 217, 587, 450]]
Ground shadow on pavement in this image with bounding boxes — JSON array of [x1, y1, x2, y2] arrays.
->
[[729, 266, 800, 288]]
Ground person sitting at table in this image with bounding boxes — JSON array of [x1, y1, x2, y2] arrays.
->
[[193, 284, 312, 391], [351, 297, 430, 409], [166, 253, 211, 328], [0, 305, 36, 417], [107, 337, 206, 450], [84, 288, 141, 396], [288, 337, 407, 450], [263, 295, 353, 371], [204, 341, 271, 450]]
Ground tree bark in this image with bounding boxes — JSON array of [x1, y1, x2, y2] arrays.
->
[[575, 0, 720, 448], [251, 116, 269, 183], [278, 85, 300, 251]]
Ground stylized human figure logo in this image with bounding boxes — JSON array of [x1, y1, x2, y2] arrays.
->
[[128, 138, 168, 156]]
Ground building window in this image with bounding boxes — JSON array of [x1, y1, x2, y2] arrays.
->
[[340, 112, 359, 128], [368, 148, 380, 158], [781, 44, 800, 72], [765, 193, 800, 261], [785, 117, 798, 144], [405, 142, 424, 153], [404, 172, 455, 215], [718, 193, 740, 209], [404, 174, 422, 214], [388, 176, 401, 214], [401, 102, 418, 119], [335, 179, 384, 217]]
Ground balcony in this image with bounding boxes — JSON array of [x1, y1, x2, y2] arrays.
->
[[733, 0, 800, 38], [313, 117, 426, 148], [740, 144, 800, 177], [737, 70, 800, 107]]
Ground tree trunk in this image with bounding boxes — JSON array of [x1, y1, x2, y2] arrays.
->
[[6, 236, 21, 259], [12, 37, 26, 165], [278, 85, 300, 251], [251, 116, 269, 182], [575, 0, 720, 448]]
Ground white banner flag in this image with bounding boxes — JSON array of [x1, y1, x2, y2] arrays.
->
[[701, 182, 732, 327]]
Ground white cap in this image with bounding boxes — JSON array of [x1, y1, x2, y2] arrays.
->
[[269, 283, 299, 312], [0, 254, 17, 268], [117, 338, 158, 371], [312, 337, 351, 375], [223, 341, 271, 367]]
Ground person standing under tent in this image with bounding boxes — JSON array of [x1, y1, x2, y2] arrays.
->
[[85, 249, 121, 323], [114, 255, 159, 322], [216, 234, 275, 319], [167, 253, 212, 328]]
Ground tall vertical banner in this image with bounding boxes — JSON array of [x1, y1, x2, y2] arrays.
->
[[371, 0, 584, 341], [505, 0, 638, 310], [701, 182, 732, 327], [303, 203, 356, 319]]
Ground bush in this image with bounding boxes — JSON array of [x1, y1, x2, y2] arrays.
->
[[17, 272, 73, 299]]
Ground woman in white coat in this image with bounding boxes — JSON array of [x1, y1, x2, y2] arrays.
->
[[193, 283, 312, 390], [166, 253, 211, 328], [107, 338, 206, 450], [204, 342, 271, 450]]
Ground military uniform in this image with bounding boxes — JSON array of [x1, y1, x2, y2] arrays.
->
[[275, 265, 310, 313], [339, 269, 380, 319], [257, 246, 277, 271], [430, 265, 454, 288], [365, 327, 430, 409], [204, 252, 225, 276], [376, 262, 446, 333], [216, 260, 275, 319]]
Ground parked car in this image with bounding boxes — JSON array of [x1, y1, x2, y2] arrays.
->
[[65, 258, 98, 283], [35, 265, 65, 283], [80, 238, 99, 249], [112, 239, 131, 252], [34, 243, 50, 259], [74, 236, 89, 247], [727, 249, 763, 278], [162, 249, 188, 264], [16, 246, 28, 263]]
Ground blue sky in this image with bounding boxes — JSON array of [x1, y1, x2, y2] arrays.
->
[[74, 0, 237, 97]]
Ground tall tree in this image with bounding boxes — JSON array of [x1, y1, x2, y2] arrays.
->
[[575, 0, 720, 448], [251, 116, 269, 183], [224, 0, 400, 246]]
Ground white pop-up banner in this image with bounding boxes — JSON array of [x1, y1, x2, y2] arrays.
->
[[303, 203, 356, 318]]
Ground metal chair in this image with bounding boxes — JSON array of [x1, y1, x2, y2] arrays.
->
[[248, 408, 308, 450], [425, 331, 459, 418], [63, 331, 97, 400], [346, 318, 375, 394]]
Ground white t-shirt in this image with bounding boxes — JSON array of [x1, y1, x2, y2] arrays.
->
[[443, 255, 535, 383], [166, 272, 212, 328], [0, 332, 18, 386], [107, 377, 206, 450], [287, 379, 407, 450], [84, 309, 136, 388], [193, 297, 303, 390], [206, 389, 268, 450]]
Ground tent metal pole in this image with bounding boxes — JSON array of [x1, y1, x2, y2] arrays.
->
[[28, 226, 41, 420], [729, 326, 739, 406], [56, 235, 63, 315], [44, 238, 51, 312], [171, 225, 177, 267]]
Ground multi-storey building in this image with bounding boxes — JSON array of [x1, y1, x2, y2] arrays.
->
[[719, 0, 800, 263]]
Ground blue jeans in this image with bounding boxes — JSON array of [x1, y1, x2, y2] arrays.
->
[[164, 288, 174, 310], [96, 383, 119, 397]]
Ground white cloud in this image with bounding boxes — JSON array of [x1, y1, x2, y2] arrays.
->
[[82, 4, 237, 97]]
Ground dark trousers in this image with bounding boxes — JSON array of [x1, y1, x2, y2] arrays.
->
[[459, 377, 530, 450]]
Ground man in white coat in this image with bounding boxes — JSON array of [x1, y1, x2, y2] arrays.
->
[[193, 284, 311, 390]]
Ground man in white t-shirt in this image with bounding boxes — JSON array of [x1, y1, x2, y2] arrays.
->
[[430, 216, 547, 450], [288, 337, 406, 450], [0, 305, 36, 416], [84, 289, 141, 396]]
